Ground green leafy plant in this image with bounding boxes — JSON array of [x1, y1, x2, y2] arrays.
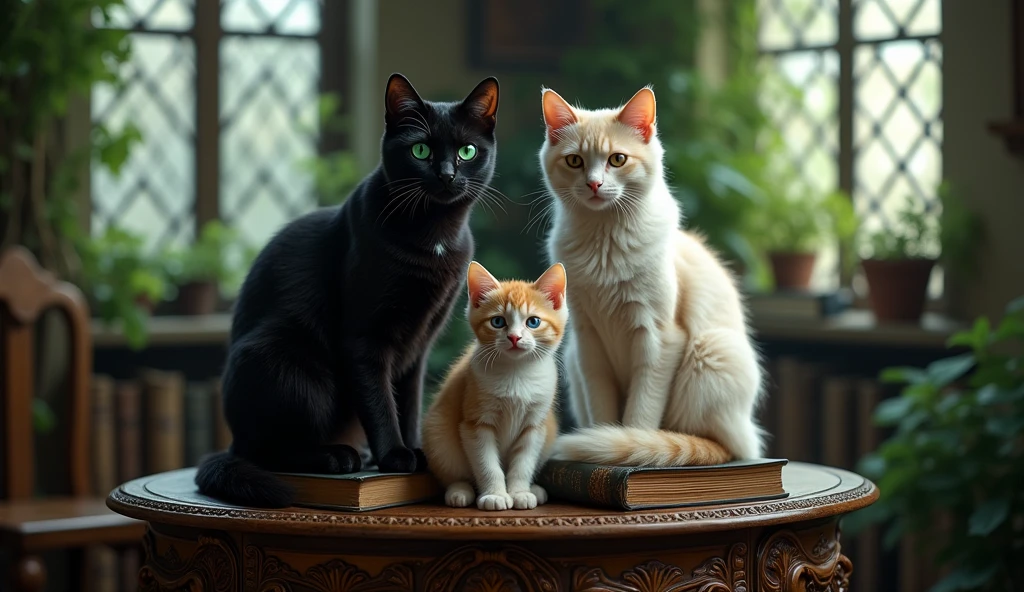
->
[[848, 296, 1024, 592], [746, 165, 858, 256], [163, 221, 256, 297], [78, 225, 167, 349], [297, 93, 362, 205], [860, 194, 940, 260]]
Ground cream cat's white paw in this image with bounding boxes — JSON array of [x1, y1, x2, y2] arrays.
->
[[445, 482, 475, 508], [530, 484, 548, 505], [510, 490, 538, 510], [477, 493, 514, 511]]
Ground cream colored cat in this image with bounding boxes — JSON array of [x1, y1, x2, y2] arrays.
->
[[539, 86, 765, 467]]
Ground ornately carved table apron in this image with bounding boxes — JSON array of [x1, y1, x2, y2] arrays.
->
[[107, 462, 877, 591]]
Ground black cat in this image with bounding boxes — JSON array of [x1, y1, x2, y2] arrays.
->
[[195, 73, 500, 508]]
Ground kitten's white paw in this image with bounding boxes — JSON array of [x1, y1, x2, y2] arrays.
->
[[477, 493, 513, 511], [530, 484, 549, 505], [510, 490, 538, 510], [445, 482, 475, 508]]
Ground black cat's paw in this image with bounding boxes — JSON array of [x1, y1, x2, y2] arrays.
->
[[322, 444, 362, 474], [378, 447, 417, 473], [412, 448, 429, 472], [309, 450, 344, 474]]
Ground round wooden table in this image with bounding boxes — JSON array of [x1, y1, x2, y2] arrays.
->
[[108, 462, 876, 591]]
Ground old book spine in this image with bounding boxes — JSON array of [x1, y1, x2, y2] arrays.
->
[[89, 375, 119, 592], [775, 356, 812, 461], [211, 377, 232, 451], [115, 380, 143, 482], [535, 461, 631, 510], [141, 369, 186, 473], [91, 374, 117, 495], [184, 382, 214, 466], [821, 375, 853, 469], [853, 378, 882, 592]]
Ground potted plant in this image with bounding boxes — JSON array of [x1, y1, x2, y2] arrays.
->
[[163, 221, 254, 315], [78, 226, 168, 349], [746, 171, 858, 291], [859, 183, 981, 323], [847, 295, 1024, 592]]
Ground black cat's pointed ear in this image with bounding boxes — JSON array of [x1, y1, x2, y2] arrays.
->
[[461, 77, 499, 127], [385, 73, 425, 124]]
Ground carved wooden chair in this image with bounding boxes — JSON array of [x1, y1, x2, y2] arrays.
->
[[0, 246, 145, 591]]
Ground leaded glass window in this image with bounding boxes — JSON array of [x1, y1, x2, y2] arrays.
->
[[758, 0, 943, 292], [91, 0, 324, 251]]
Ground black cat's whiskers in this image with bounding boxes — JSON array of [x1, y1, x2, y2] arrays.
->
[[464, 180, 508, 216], [378, 183, 424, 226]]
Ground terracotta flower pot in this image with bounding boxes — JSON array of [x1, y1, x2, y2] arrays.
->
[[176, 281, 218, 316], [768, 251, 817, 291], [134, 294, 157, 314], [862, 258, 935, 323]]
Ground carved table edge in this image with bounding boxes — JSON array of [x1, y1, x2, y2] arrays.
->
[[107, 479, 878, 539]]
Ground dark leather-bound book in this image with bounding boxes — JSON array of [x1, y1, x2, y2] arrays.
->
[[536, 458, 788, 511], [271, 471, 442, 512]]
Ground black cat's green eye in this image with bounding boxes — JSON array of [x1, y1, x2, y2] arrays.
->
[[565, 154, 584, 168], [411, 143, 431, 160], [458, 144, 477, 161]]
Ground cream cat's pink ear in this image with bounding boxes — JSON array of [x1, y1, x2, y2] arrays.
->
[[541, 89, 577, 143], [534, 263, 567, 310], [617, 86, 657, 142], [467, 261, 500, 308]]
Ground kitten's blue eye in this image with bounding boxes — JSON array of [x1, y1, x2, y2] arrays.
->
[[458, 145, 477, 160], [411, 143, 431, 160], [490, 316, 506, 328], [525, 316, 541, 329]]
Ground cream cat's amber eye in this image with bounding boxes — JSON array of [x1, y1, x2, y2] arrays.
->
[[609, 153, 627, 167], [565, 154, 584, 168]]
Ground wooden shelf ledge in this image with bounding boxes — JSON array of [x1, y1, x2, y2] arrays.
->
[[91, 310, 964, 351]]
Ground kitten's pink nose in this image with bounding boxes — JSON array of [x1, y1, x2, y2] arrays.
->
[[587, 180, 603, 194], [507, 334, 521, 348]]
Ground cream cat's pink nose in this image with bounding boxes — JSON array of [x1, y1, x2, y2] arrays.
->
[[507, 334, 521, 347], [587, 180, 603, 193]]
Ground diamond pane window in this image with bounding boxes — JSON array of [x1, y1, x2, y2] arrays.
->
[[759, 0, 942, 293], [220, 35, 321, 247], [854, 39, 942, 250], [92, 34, 196, 249], [758, 0, 839, 51], [222, 0, 321, 35], [96, 0, 195, 31]]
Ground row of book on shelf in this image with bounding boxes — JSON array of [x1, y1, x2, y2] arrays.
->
[[88, 368, 229, 592]]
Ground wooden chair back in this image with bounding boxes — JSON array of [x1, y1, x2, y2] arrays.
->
[[0, 246, 91, 500]]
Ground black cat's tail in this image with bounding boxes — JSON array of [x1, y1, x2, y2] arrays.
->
[[195, 450, 294, 508]]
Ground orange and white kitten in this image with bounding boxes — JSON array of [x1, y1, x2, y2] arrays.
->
[[539, 86, 765, 467], [422, 261, 567, 511]]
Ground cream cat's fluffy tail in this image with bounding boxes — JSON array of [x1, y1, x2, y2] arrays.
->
[[549, 425, 732, 467]]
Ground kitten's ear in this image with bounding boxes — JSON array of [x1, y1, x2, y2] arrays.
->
[[534, 263, 567, 310], [617, 86, 657, 143], [385, 73, 425, 124], [467, 261, 501, 308], [542, 88, 577, 144], [461, 77, 499, 127]]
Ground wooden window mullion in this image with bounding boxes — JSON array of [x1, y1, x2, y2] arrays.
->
[[194, 0, 221, 231]]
